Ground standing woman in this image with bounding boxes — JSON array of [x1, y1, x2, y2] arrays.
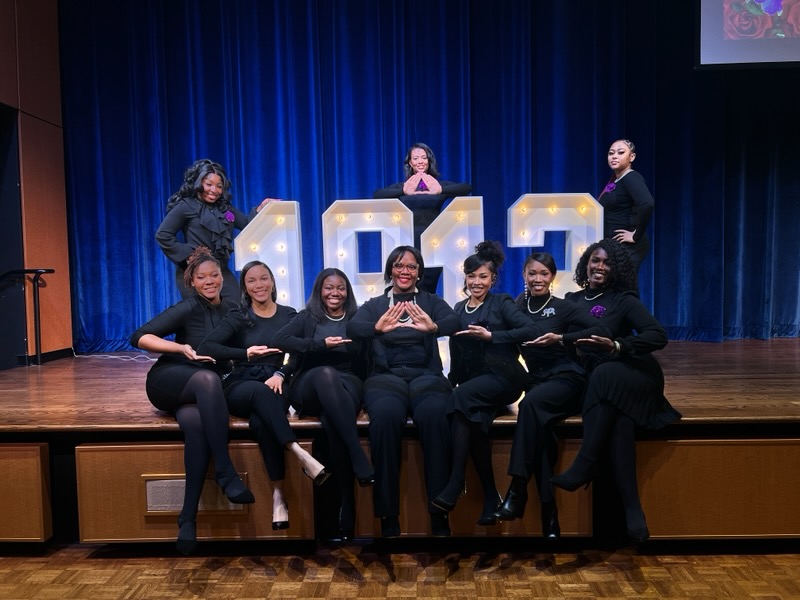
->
[[551, 239, 680, 543], [273, 268, 375, 541], [494, 252, 609, 539], [431, 241, 535, 525], [131, 247, 254, 555], [197, 261, 329, 532], [598, 139, 654, 274], [156, 158, 276, 302], [346, 246, 460, 537]]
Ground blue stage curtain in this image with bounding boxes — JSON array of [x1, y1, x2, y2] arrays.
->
[[58, 0, 800, 350]]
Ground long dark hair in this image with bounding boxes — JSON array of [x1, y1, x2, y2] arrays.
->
[[306, 268, 358, 322], [462, 240, 505, 295], [166, 159, 233, 213], [239, 260, 278, 326], [402, 142, 440, 179], [573, 239, 637, 293]]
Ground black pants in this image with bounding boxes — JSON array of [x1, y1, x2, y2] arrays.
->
[[362, 372, 452, 517]]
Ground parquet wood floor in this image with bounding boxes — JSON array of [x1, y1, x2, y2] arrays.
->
[[1, 541, 799, 599]]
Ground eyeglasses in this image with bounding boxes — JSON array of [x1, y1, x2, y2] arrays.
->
[[393, 262, 419, 273]]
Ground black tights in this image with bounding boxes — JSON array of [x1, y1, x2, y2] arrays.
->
[[439, 411, 498, 507], [174, 370, 237, 520]]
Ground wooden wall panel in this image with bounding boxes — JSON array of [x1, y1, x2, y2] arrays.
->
[[0, 443, 52, 541], [353, 439, 592, 537], [639, 439, 800, 539], [15, 0, 61, 125], [0, 0, 18, 108], [76, 442, 316, 543], [18, 114, 72, 354]]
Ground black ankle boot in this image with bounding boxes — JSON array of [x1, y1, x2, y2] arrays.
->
[[477, 491, 502, 526], [540, 501, 560, 540], [176, 516, 197, 555], [550, 454, 596, 492], [494, 476, 528, 521]]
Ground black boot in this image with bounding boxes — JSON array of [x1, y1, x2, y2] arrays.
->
[[477, 491, 502, 526], [176, 515, 197, 555], [550, 454, 597, 492], [494, 476, 528, 521], [540, 501, 560, 540]]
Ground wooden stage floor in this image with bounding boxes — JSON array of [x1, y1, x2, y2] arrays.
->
[[0, 339, 798, 433]]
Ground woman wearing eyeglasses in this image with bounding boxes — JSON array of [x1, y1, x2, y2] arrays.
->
[[346, 245, 460, 538]]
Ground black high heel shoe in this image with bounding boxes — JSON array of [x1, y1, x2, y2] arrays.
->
[[540, 501, 561, 540], [357, 473, 375, 487], [431, 481, 465, 512], [477, 492, 502, 526], [216, 473, 255, 504], [303, 467, 331, 487], [626, 509, 650, 544], [272, 502, 289, 531], [550, 455, 596, 492], [494, 476, 528, 521], [176, 516, 197, 555]]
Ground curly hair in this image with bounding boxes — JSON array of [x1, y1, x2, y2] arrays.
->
[[166, 159, 233, 213], [573, 239, 638, 293], [182, 246, 220, 291], [462, 240, 505, 295], [306, 268, 358, 322], [402, 143, 441, 179], [238, 260, 277, 326]]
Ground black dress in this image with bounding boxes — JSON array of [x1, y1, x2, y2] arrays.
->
[[564, 289, 680, 429], [597, 170, 654, 272]]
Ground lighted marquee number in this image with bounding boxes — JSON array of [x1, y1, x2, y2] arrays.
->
[[507, 193, 603, 297], [322, 197, 484, 306], [234, 200, 305, 307]]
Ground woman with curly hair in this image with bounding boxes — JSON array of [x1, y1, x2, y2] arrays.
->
[[430, 241, 536, 526], [551, 239, 680, 543], [131, 247, 254, 554], [156, 159, 277, 301]]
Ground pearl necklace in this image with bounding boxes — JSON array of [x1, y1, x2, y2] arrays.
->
[[527, 294, 552, 315], [584, 291, 604, 301], [325, 312, 345, 322], [388, 288, 417, 323], [464, 300, 484, 314]]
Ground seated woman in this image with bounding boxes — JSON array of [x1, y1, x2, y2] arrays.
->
[[494, 252, 609, 540], [131, 247, 254, 555], [551, 239, 680, 543], [373, 143, 471, 293], [431, 241, 536, 526], [273, 268, 374, 541], [156, 158, 277, 302], [197, 260, 329, 532], [346, 245, 460, 537]]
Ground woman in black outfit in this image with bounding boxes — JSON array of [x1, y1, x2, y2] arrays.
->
[[346, 246, 460, 537], [156, 158, 275, 301], [551, 239, 680, 543], [431, 241, 535, 525], [197, 261, 329, 532], [597, 139, 655, 274], [373, 143, 471, 292], [131, 247, 254, 555], [273, 268, 375, 541], [493, 252, 609, 539]]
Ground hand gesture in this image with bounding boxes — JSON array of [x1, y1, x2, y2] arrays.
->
[[419, 173, 442, 194], [246, 345, 282, 360], [523, 332, 562, 346], [182, 344, 216, 363], [402, 302, 439, 333], [403, 173, 423, 195], [324, 336, 352, 348], [455, 324, 491, 341], [375, 301, 409, 333], [575, 335, 615, 352]]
